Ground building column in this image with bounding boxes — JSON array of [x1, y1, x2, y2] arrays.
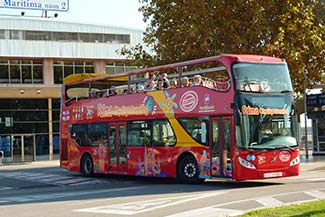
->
[[94, 61, 106, 74], [43, 59, 54, 85], [48, 98, 53, 160]]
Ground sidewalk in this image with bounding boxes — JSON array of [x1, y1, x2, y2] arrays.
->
[[300, 150, 325, 172], [0, 159, 60, 170]]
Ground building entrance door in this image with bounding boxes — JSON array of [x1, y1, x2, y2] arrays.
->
[[12, 134, 36, 162]]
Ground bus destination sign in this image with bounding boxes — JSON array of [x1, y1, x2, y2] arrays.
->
[[0, 0, 69, 12]]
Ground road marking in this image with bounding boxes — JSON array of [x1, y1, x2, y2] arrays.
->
[[166, 207, 243, 217], [256, 197, 283, 206], [75, 192, 225, 215], [305, 190, 325, 199], [0, 186, 145, 202], [0, 172, 103, 186], [164, 188, 325, 217], [54, 177, 100, 185], [306, 178, 325, 182]]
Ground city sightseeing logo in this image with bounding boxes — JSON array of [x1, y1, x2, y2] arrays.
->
[[180, 91, 198, 112]]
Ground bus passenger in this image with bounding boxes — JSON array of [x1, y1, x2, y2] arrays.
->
[[137, 85, 145, 93], [170, 79, 178, 88], [182, 77, 190, 87], [203, 79, 214, 88], [110, 86, 118, 96], [90, 90, 97, 98], [156, 79, 164, 90], [102, 89, 110, 97], [191, 75, 202, 86], [144, 72, 156, 90], [160, 73, 170, 88]]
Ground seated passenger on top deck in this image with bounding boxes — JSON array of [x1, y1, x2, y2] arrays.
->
[[170, 79, 178, 88], [159, 73, 170, 88], [156, 79, 164, 90], [181, 77, 191, 87], [144, 72, 156, 90], [191, 75, 202, 86]]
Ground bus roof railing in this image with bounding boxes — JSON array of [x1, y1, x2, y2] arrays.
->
[[64, 54, 286, 87], [64, 55, 228, 86]]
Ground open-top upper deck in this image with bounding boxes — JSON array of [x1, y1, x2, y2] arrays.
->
[[62, 54, 287, 106], [63, 54, 285, 86]]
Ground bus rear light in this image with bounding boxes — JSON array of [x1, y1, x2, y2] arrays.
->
[[239, 157, 256, 169], [289, 156, 300, 166]]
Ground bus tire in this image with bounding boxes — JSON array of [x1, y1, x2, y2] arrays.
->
[[177, 155, 202, 184], [81, 154, 94, 177]]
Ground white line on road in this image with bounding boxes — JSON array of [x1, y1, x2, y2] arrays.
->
[[305, 190, 325, 199], [165, 188, 325, 217], [0, 172, 102, 186], [306, 178, 325, 182], [256, 197, 283, 206], [166, 207, 243, 217], [75, 192, 225, 215], [0, 186, 146, 202]]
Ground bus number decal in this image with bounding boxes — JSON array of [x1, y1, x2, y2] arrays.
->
[[179, 91, 198, 112]]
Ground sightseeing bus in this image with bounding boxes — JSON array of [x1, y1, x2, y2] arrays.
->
[[60, 54, 300, 184]]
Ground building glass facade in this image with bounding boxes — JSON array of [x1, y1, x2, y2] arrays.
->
[[54, 61, 94, 84], [0, 17, 145, 162], [0, 29, 131, 44], [0, 60, 43, 84]]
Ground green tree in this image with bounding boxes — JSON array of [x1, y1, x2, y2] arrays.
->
[[120, 0, 325, 93]]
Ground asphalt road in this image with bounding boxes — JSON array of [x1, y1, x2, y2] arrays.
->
[[0, 155, 324, 217]]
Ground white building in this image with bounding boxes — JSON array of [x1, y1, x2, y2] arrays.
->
[[0, 16, 144, 162]]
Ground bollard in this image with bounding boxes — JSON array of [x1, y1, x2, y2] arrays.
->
[[0, 151, 4, 165]]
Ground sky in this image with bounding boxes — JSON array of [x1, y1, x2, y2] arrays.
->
[[0, 0, 147, 30]]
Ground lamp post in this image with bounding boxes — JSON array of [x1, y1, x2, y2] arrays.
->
[[303, 69, 309, 159]]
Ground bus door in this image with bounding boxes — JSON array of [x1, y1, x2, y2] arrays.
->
[[108, 122, 127, 173], [211, 117, 232, 178]]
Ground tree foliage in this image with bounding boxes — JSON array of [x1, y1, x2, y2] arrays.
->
[[120, 0, 325, 93]]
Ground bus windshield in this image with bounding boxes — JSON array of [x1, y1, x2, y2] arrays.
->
[[233, 63, 293, 93], [237, 95, 298, 150]]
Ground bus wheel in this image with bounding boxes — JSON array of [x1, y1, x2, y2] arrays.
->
[[81, 154, 94, 177], [177, 155, 202, 184]]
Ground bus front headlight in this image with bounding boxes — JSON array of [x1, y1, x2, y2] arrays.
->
[[239, 157, 256, 169], [289, 156, 300, 166]]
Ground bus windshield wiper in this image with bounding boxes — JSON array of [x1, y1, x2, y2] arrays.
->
[[276, 144, 296, 151], [248, 144, 276, 150]]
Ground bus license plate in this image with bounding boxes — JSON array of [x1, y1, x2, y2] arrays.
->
[[264, 172, 283, 178]]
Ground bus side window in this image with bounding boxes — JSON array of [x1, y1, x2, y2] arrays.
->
[[152, 120, 176, 146], [128, 131, 139, 146], [128, 121, 150, 146], [178, 117, 209, 146], [69, 124, 90, 146], [138, 130, 150, 145]]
